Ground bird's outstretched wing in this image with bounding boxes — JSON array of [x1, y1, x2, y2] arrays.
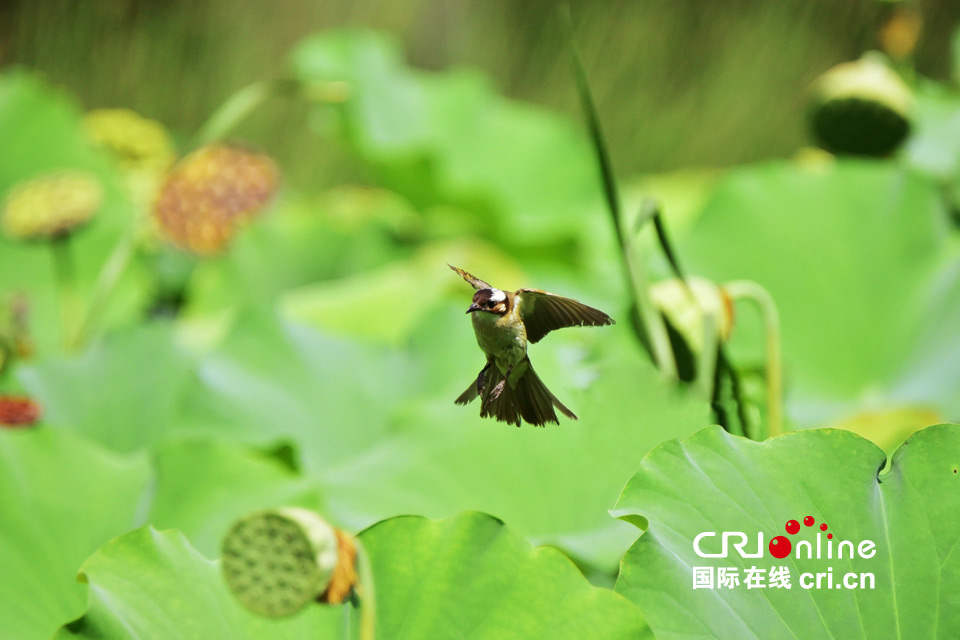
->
[[515, 289, 615, 344], [448, 264, 492, 290]]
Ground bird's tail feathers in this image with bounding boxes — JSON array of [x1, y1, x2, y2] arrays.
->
[[478, 358, 576, 427], [454, 379, 479, 405]]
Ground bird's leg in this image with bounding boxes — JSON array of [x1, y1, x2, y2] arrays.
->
[[489, 364, 514, 402], [477, 362, 491, 396]]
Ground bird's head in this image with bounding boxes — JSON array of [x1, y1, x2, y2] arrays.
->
[[467, 288, 508, 315]]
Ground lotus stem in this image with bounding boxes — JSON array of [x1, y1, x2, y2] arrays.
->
[[72, 225, 139, 349], [561, 7, 676, 378], [354, 538, 376, 640], [49, 235, 81, 351], [724, 280, 783, 438], [195, 78, 349, 146]]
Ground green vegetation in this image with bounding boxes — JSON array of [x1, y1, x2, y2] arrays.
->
[[1, 14, 959, 640]]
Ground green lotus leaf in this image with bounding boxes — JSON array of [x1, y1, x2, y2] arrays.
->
[[57, 513, 647, 639], [0, 428, 332, 638], [613, 424, 960, 639], [146, 439, 326, 558], [17, 322, 196, 451], [679, 160, 960, 434], [0, 428, 149, 640], [183, 190, 421, 318], [55, 527, 341, 639], [290, 30, 598, 241], [179, 309, 419, 472], [361, 512, 647, 638]]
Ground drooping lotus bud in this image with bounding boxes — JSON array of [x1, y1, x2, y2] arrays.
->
[[153, 145, 279, 254], [1, 171, 102, 241], [650, 277, 733, 356], [221, 508, 358, 618], [0, 396, 41, 428], [84, 108, 176, 174], [809, 55, 912, 157]]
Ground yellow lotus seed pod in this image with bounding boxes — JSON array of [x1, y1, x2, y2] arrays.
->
[[1, 171, 102, 241], [222, 508, 357, 618], [809, 55, 913, 157], [650, 276, 733, 355], [84, 108, 175, 173], [153, 144, 280, 254]]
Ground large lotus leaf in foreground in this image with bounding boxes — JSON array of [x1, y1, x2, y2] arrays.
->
[[0, 429, 149, 640], [55, 527, 340, 640], [57, 513, 647, 639], [613, 424, 960, 640], [0, 428, 326, 638]]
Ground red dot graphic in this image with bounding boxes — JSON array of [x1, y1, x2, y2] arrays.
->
[[769, 536, 792, 559], [820, 523, 828, 531], [804, 516, 815, 527], [785, 520, 800, 535], [827, 534, 833, 539]]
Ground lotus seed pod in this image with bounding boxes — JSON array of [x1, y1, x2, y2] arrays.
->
[[153, 144, 279, 255], [84, 108, 176, 174], [650, 277, 733, 356], [222, 508, 344, 618], [0, 396, 41, 428], [1, 171, 102, 241], [84, 108, 176, 206], [809, 55, 912, 157]]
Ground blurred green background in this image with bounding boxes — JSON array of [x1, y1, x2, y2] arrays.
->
[[4, 0, 960, 186]]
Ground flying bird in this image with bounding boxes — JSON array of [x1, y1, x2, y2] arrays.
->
[[449, 264, 615, 427]]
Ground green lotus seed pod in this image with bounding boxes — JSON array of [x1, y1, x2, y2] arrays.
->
[[221, 508, 340, 618], [650, 277, 733, 356], [84, 108, 175, 174], [84, 108, 176, 206], [809, 55, 912, 157], [1, 171, 102, 241]]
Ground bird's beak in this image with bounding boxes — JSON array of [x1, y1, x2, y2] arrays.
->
[[466, 303, 480, 314]]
